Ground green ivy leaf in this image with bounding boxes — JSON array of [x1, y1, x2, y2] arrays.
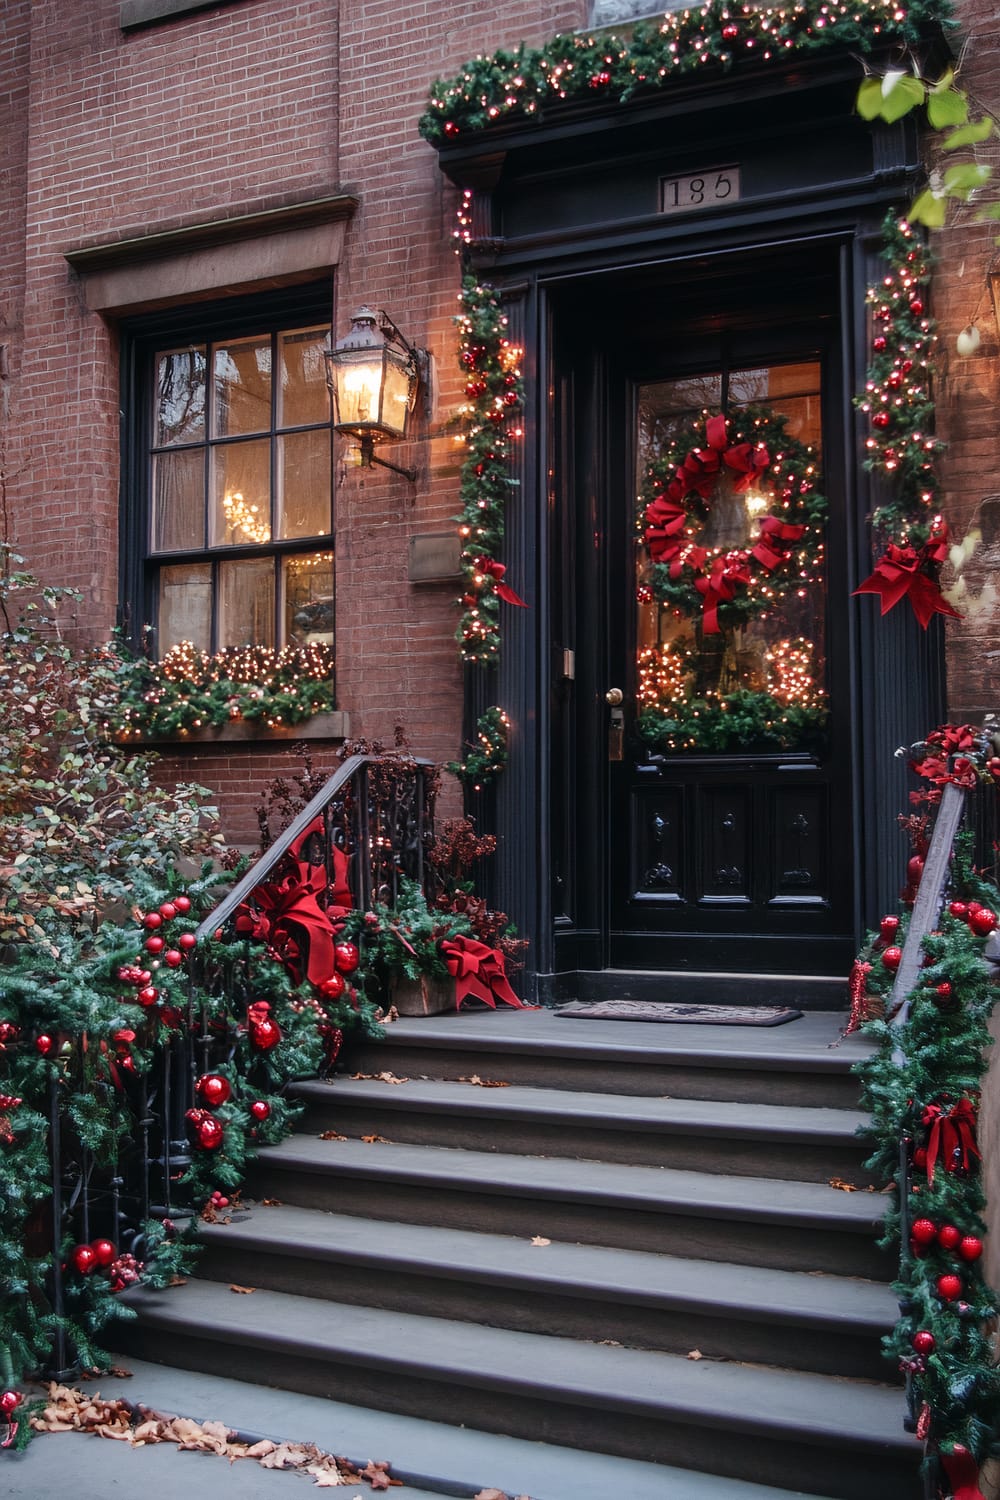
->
[[942, 116, 995, 150], [943, 161, 993, 199], [856, 77, 886, 121], [928, 86, 970, 129], [909, 188, 948, 227], [879, 72, 926, 124]]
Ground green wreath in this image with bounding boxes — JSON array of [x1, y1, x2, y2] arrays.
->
[[640, 406, 827, 632]]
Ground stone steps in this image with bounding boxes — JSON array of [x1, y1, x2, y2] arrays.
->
[[196, 1203, 894, 1379]]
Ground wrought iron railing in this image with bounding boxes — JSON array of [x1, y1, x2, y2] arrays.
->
[[42, 752, 437, 1376]]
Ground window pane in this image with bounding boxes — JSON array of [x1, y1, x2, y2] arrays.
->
[[210, 439, 271, 546], [279, 326, 331, 428], [218, 557, 275, 648], [152, 448, 204, 552], [276, 429, 331, 539], [212, 335, 271, 438], [284, 551, 334, 646], [158, 563, 211, 655], [155, 345, 206, 446]]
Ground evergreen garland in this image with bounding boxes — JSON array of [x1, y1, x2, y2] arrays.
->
[[448, 706, 510, 788], [455, 277, 525, 665], [855, 820, 1000, 1481], [106, 641, 337, 740], [419, 0, 953, 146], [637, 689, 828, 752]]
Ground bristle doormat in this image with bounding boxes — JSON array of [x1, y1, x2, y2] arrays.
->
[[554, 1001, 804, 1026]]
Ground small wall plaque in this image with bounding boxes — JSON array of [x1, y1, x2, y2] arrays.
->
[[408, 532, 462, 583], [659, 166, 741, 215]]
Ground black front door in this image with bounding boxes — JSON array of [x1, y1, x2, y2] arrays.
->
[[551, 249, 858, 978]]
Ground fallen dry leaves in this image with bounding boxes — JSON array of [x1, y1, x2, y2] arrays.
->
[[473, 1490, 531, 1500], [350, 1071, 409, 1085], [229, 1284, 256, 1294], [529, 1236, 551, 1247], [361, 1134, 392, 1144], [30, 1383, 403, 1487], [458, 1075, 511, 1088], [320, 1130, 349, 1141], [828, 1178, 857, 1192]]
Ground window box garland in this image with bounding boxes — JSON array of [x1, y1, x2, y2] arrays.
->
[[104, 642, 343, 744]]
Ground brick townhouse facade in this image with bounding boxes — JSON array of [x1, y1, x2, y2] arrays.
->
[[3, 0, 999, 1000]]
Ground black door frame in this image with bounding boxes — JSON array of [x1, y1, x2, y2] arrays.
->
[[446, 72, 945, 1003]]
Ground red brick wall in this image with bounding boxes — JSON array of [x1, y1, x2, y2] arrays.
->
[[930, 0, 1000, 721], [0, 0, 30, 493]]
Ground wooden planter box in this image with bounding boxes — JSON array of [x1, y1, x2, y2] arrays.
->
[[389, 973, 456, 1017]]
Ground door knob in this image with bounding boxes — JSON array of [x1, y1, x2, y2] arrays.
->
[[605, 688, 623, 706]]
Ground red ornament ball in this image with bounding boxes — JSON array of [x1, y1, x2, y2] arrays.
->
[[250, 1100, 271, 1122], [178, 932, 197, 952], [72, 1243, 98, 1275], [320, 972, 346, 1000], [164, 949, 183, 968], [145, 934, 165, 955], [159, 902, 177, 922], [173, 895, 192, 915], [881, 945, 903, 971], [35, 1034, 54, 1056], [722, 22, 739, 36], [143, 912, 162, 930], [873, 335, 887, 352], [968, 907, 998, 936], [911, 1218, 937, 1245], [911, 1330, 936, 1355], [250, 1017, 282, 1052], [959, 1235, 984, 1262], [937, 1224, 961, 1251], [937, 1273, 962, 1302], [137, 985, 159, 1008], [935, 982, 952, 1002], [91, 1238, 117, 1268], [913, 1146, 928, 1169], [334, 942, 360, 975], [196, 1073, 231, 1108], [871, 410, 891, 429], [0, 1390, 20, 1418], [185, 1109, 224, 1150], [879, 914, 900, 942], [909, 297, 924, 316], [949, 901, 968, 918]]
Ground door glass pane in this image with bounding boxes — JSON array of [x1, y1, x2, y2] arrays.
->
[[158, 563, 211, 655], [635, 362, 828, 754], [284, 551, 334, 646], [210, 439, 271, 546], [279, 326, 331, 428], [151, 448, 204, 552], [212, 336, 272, 437], [155, 345, 206, 446], [218, 557, 275, 648], [276, 429, 332, 539]]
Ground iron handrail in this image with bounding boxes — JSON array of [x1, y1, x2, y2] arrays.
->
[[195, 753, 436, 940]]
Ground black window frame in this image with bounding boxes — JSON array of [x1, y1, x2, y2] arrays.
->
[[118, 280, 336, 664]]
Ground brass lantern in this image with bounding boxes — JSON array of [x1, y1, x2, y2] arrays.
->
[[325, 307, 423, 479]]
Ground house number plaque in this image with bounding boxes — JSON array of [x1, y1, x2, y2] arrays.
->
[[659, 166, 741, 214]]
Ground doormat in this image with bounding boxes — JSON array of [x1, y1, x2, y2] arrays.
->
[[554, 1001, 804, 1026]]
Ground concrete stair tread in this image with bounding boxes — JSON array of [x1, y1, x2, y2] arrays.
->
[[99, 1355, 843, 1500], [367, 1009, 874, 1073], [303, 1076, 869, 1141], [258, 1135, 887, 1230], [204, 1202, 895, 1328], [126, 1278, 908, 1455]]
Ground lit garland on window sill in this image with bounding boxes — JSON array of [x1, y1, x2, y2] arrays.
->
[[854, 214, 959, 628], [454, 273, 526, 666], [419, 0, 952, 146], [447, 706, 510, 790], [104, 642, 338, 741], [638, 687, 828, 753]]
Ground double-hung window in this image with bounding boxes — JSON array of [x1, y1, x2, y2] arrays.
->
[[121, 285, 335, 659]]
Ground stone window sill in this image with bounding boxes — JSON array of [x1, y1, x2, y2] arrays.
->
[[121, 0, 245, 32], [113, 711, 351, 747]]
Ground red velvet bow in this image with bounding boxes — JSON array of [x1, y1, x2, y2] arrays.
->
[[643, 494, 688, 563], [942, 1447, 986, 1500], [695, 552, 752, 634], [751, 516, 807, 572], [236, 819, 352, 986], [475, 556, 527, 608], [854, 541, 961, 629], [724, 439, 770, 492], [921, 1096, 980, 1185], [439, 935, 528, 1010]]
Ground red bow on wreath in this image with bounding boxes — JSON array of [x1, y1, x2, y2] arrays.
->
[[695, 552, 752, 634], [854, 534, 961, 629], [751, 515, 807, 572], [439, 935, 529, 1010], [235, 819, 351, 987], [921, 1096, 980, 1185], [475, 556, 527, 608]]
